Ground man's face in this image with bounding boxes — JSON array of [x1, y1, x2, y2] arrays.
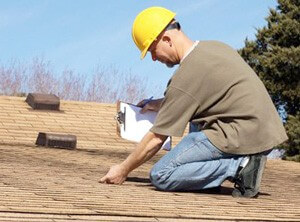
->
[[148, 35, 177, 68]]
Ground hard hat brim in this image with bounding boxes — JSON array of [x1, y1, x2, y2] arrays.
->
[[140, 47, 149, 59]]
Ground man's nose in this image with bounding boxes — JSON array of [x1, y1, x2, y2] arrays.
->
[[151, 52, 157, 61]]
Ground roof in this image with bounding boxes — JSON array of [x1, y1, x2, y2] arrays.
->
[[0, 95, 299, 222]]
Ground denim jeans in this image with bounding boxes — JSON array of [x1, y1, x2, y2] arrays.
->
[[150, 131, 245, 191]]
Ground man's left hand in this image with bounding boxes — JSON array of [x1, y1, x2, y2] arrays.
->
[[99, 164, 128, 185]]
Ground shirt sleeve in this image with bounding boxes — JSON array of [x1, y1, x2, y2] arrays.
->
[[150, 86, 199, 137]]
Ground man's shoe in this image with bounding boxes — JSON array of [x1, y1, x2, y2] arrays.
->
[[232, 154, 267, 198]]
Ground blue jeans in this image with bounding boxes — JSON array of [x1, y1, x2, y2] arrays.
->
[[150, 131, 245, 191]]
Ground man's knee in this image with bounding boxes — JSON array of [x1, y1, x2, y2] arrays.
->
[[149, 167, 164, 190], [150, 167, 173, 191]]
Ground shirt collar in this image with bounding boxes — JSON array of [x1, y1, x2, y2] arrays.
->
[[180, 41, 199, 64]]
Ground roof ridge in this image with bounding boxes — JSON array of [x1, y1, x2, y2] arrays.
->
[[0, 95, 116, 106]]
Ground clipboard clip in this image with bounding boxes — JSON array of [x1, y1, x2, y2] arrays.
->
[[116, 111, 125, 124], [115, 107, 126, 131]]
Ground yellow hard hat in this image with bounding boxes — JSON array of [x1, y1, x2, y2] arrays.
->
[[132, 7, 176, 59]]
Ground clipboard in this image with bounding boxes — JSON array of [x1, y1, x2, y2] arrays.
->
[[116, 101, 171, 151]]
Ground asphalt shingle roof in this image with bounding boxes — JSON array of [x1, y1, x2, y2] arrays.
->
[[0, 95, 299, 222]]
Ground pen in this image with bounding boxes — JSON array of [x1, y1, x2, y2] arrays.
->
[[143, 96, 153, 107]]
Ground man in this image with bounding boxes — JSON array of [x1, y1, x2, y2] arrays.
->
[[100, 6, 288, 198]]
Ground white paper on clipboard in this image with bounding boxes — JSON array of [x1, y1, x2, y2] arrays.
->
[[117, 101, 171, 151]]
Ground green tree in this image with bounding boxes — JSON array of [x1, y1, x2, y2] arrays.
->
[[239, 0, 300, 161]]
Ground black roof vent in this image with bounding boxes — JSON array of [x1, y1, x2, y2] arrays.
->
[[26, 93, 60, 110], [36, 132, 77, 149]]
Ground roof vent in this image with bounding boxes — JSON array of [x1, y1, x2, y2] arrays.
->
[[36, 132, 77, 149], [25, 93, 60, 110]]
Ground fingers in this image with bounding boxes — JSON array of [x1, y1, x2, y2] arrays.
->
[[99, 165, 127, 185], [99, 177, 121, 185], [99, 176, 107, 183], [99, 174, 121, 184], [99, 175, 126, 185], [137, 99, 147, 107], [99, 176, 114, 184], [140, 103, 150, 114]]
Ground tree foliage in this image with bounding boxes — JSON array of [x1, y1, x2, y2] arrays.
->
[[239, 0, 300, 160]]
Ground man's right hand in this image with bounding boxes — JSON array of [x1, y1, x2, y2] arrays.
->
[[99, 164, 128, 185], [137, 98, 163, 113]]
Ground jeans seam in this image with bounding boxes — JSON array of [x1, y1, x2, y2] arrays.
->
[[175, 142, 198, 165], [199, 139, 221, 159], [175, 137, 220, 164]]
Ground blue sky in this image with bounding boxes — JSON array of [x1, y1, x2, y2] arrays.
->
[[0, 0, 277, 98]]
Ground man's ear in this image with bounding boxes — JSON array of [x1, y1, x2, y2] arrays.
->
[[162, 35, 172, 46]]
